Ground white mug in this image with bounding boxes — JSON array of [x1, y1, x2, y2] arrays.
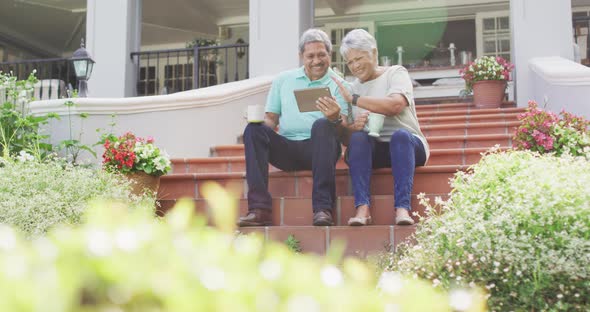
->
[[367, 113, 385, 137], [247, 104, 265, 123]]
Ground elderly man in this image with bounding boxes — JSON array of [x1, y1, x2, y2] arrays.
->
[[237, 28, 350, 227]]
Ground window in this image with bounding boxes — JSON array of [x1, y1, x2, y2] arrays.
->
[[195, 57, 218, 88], [164, 64, 193, 93], [137, 66, 156, 96], [476, 12, 510, 61]]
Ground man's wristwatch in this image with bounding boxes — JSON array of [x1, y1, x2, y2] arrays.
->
[[352, 94, 360, 106], [329, 116, 343, 126]]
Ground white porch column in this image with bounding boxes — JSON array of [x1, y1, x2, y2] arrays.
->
[[86, 0, 141, 98], [510, 0, 573, 106], [249, 0, 314, 77]]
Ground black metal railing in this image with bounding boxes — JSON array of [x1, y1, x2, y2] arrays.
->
[[0, 57, 76, 100], [130, 43, 249, 96]]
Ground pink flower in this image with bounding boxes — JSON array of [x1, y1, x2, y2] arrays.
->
[[544, 137, 554, 150], [514, 100, 581, 155]]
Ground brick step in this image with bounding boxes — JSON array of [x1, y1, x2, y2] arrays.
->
[[173, 146, 508, 174], [211, 133, 513, 157], [417, 102, 473, 110], [210, 144, 245, 157], [416, 101, 515, 111], [159, 165, 466, 201], [427, 133, 512, 149], [158, 194, 448, 226], [419, 112, 520, 125], [241, 225, 416, 257], [415, 96, 472, 105], [420, 120, 519, 136], [417, 106, 524, 118], [231, 112, 519, 144]]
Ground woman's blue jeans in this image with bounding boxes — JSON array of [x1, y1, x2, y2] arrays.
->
[[346, 129, 426, 211]]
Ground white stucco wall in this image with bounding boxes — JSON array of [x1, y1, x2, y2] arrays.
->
[[510, 0, 574, 107], [31, 76, 273, 163], [529, 56, 590, 119], [249, 0, 313, 77]]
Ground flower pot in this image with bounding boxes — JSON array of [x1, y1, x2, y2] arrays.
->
[[126, 171, 160, 197], [472, 80, 507, 108]]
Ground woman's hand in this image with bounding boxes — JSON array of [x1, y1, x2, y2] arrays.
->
[[349, 111, 369, 131], [331, 76, 353, 103], [316, 96, 341, 122]]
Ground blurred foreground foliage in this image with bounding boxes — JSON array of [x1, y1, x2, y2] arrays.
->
[[0, 182, 486, 312]]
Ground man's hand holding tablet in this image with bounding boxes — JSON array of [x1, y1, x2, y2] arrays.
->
[[293, 87, 332, 112]]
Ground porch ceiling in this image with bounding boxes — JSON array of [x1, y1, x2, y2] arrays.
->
[[0, 0, 86, 57], [0, 0, 249, 56], [142, 0, 249, 46]]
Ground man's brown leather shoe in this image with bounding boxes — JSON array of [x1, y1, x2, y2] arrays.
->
[[313, 210, 334, 226], [237, 209, 272, 227]]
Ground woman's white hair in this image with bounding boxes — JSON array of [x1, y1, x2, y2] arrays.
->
[[299, 28, 332, 54], [339, 29, 378, 59]]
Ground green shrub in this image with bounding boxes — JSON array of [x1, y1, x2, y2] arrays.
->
[[387, 151, 590, 311], [0, 71, 57, 160], [0, 188, 487, 312], [0, 159, 152, 237], [285, 234, 302, 253]]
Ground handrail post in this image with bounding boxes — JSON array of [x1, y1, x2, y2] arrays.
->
[[193, 46, 200, 89], [245, 46, 249, 79], [224, 47, 229, 83]]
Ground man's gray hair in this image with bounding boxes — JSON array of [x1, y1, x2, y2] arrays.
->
[[299, 28, 332, 54], [339, 29, 377, 59]]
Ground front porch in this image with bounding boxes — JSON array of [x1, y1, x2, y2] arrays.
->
[[2, 0, 587, 101]]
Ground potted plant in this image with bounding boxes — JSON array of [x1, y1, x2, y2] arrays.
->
[[101, 132, 171, 196], [460, 56, 514, 108]]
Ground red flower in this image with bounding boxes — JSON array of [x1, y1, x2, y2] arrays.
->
[[100, 131, 170, 176]]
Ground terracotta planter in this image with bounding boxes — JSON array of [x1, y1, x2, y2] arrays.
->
[[472, 80, 507, 108], [126, 171, 160, 197]]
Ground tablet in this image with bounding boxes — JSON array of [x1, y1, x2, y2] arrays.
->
[[293, 86, 332, 112]]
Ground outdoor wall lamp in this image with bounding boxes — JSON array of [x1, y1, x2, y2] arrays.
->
[[236, 38, 246, 59], [70, 39, 95, 97]]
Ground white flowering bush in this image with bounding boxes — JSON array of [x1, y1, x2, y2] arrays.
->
[[0, 160, 153, 237], [0, 187, 486, 312], [386, 151, 589, 311]]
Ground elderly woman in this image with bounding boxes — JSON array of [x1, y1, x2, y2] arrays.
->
[[318, 29, 429, 226]]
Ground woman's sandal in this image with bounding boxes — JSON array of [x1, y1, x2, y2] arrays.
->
[[347, 216, 373, 226], [395, 215, 414, 225]]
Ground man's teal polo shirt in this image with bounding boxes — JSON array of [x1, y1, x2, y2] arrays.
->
[[265, 67, 349, 141]]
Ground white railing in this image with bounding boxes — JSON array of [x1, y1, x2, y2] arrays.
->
[[30, 76, 274, 160], [529, 56, 590, 118]]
